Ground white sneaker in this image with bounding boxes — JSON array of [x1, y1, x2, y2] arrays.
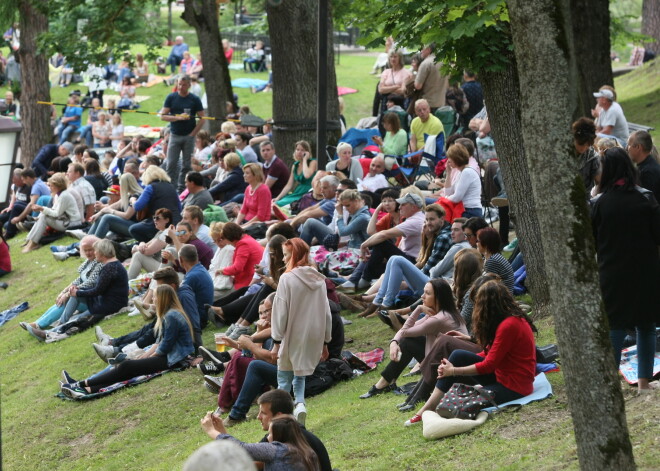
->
[[95, 326, 112, 346], [127, 308, 141, 317], [225, 323, 237, 337], [52, 252, 69, 261], [294, 402, 307, 426], [337, 280, 356, 290], [229, 325, 251, 341]]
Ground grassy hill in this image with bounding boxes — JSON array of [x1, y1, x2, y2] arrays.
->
[[1, 55, 659, 470]]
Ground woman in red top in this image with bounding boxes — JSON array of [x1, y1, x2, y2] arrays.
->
[[0, 232, 11, 280], [220, 222, 264, 289], [235, 163, 271, 232], [405, 279, 537, 426]]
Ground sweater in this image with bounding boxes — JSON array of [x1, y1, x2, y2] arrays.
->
[[445, 166, 482, 209], [76, 260, 128, 316], [474, 316, 536, 396], [393, 309, 467, 356], [222, 234, 264, 289], [43, 190, 82, 227], [272, 266, 333, 376], [240, 184, 272, 222]]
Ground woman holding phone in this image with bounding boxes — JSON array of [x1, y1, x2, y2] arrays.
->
[[273, 141, 317, 207]]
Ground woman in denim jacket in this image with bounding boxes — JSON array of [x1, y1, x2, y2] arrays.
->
[[60, 284, 195, 398]]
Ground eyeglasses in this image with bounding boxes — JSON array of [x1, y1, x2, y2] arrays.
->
[[176, 230, 187, 236], [464, 232, 476, 239], [153, 216, 163, 221]]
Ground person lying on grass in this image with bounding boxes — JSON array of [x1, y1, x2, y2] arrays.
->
[[60, 284, 194, 398]]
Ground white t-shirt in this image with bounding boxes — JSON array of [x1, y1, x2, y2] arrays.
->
[[446, 167, 482, 209], [358, 174, 389, 192], [396, 210, 425, 258]]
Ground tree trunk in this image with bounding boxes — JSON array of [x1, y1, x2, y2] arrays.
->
[[480, 50, 552, 318], [266, 0, 341, 166], [506, 0, 636, 469], [17, 0, 51, 167], [182, 0, 234, 135], [642, 0, 660, 55], [570, 0, 613, 116]]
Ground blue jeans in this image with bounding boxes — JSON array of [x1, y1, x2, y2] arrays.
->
[[435, 350, 526, 405], [278, 369, 306, 405], [34, 297, 88, 328], [129, 220, 158, 243], [610, 325, 656, 380], [229, 360, 278, 420], [79, 125, 93, 147], [57, 123, 78, 145], [374, 255, 429, 307], [89, 214, 135, 239], [59, 298, 88, 325], [462, 207, 483, 218], [166, 133, 196, 191], [300, 218, 333, 247]]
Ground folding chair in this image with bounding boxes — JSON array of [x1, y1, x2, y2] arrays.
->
[[434, 106, 457, 137]]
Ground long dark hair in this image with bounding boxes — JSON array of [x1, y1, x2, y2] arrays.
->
[[471, 280, 536, 349], [268, 234, 287, 283], [453, 249, 483, 308], [270, 416, 319, 471], [598, 147, 639, 193], [428, 278, 462, 327]]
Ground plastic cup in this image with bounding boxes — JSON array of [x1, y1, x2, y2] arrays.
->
[[215, 333, 227, 352]]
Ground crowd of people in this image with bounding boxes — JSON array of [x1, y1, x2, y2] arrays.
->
[[2, 36, 658, 468]]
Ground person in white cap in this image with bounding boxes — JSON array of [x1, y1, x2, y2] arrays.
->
[[592, 87, 629, 147]]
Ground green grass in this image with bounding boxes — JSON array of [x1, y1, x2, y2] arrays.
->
[[615, 58, 660, 141], [2, 52, 660, 471]]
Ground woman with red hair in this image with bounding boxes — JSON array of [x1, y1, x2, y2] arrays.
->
[[271, 238, 332, 426]]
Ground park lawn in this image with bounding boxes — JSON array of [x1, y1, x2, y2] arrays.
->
[[1, 54, 659, 469], [614, 58, 660, 141]]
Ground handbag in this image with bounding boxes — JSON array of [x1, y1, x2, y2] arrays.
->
[[436, 383, 498, 420]]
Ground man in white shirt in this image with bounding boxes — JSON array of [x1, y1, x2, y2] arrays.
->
[[358, 155, 389, 193], [67, 162, 97, 221]]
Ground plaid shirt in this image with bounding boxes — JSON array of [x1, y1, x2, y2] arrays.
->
[[422, 222, 453, 276]]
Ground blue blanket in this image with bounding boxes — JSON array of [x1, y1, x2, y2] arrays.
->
[[0, 302, 29, 327], [231, 78, 268, 88], [483, 372, 553, 413]]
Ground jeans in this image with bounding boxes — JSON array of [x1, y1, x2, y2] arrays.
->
[[610, 325, 656, 379], [56, 123, 78, 145], [79, 125, 93, 147], [166, 54, 182, 73], [300, 218, 333, 247], [435, 350, 525, 404], [363, 240, 416, 281], [166, 133, 196, 191], [229, 360, 278, 420], [220, 193, 244, 206], [88, 214, 135, 239], [381, 336, 426, 383], [463, 207, 483, 218], [34, 297, 87, 329], [129, 220, 158, 243], [278, 369, 306, 405], [59, 298, 88, 325], [113, 322, 156, 350], [1, 201, 27, 237], [374, 255, 429, 307]]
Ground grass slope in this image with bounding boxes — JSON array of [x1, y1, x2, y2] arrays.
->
[[1, 55, 659, 470], [615, 58, 660, 141]]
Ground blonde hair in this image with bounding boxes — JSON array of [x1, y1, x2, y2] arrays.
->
[[221, 121, 237, 134], [400, 185, 426, 209], [142, 164, 171, 185], [210, 221, 225, 241], [119, 172, 144, 209], [154, 284, 194, 340], [336, 142, 352, 156], [243, 162, 264, 183], [48, 173, 68, 192], [338, 189, 363, 203], [224, 152, 241, 170]]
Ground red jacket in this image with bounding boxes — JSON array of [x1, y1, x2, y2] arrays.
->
[[474, 316, 536, 396], [222, 235, 264, 289], [0, 241, 10, 274]]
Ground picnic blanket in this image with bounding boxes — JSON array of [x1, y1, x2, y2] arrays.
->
[[103, 94, 151, 105], [342, 347, 385, 372], [620, 344, 660, 385], [0, 302, 29, 328], [56, 369, 175, 401], [422, 373, 554, 440], [231, 78, 268, 89]]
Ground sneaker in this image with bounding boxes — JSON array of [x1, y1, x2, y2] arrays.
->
[[93, 343, 116, 363], [61, 370, 77, 384], [503, 238, 518, 251], [294, 402, 307, 426], [61, 383, 89, 399], [223, 416, 246, 428], [203, 375, 224, 393], [228, 325, 251, 341], [50, 245, 69, 253], [133, 300, 154, 320], [198, 361, 224, 375], [336, 280, 356, 291], [404, 414, 422, 426], [95, 326, 112, 346], [359, 382, 397, 399], [224, 323, 237, 337], [66, 229, 88, 240], [126, 308, 141, 317], [52, 252, 70, 261], [199, 346, 225, 367]]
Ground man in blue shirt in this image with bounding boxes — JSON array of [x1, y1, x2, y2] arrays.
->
[[55, 95, 83, 145], [166, 36, 189, 73], [160, 75, 205, 191], [180, 244, 214, 334]]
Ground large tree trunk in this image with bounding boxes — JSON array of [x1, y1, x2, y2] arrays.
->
[[570, 0, 613, 116], [266, 0, 341, 166], [506, 0, 636, 469], [182, 0, 234, 135], [17, 0, 51, 167], [642, 0, 660, 55], [480, 50, 552, 319]]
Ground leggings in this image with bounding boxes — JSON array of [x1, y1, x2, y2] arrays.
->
[[86, 355, 168, 392], [381, 336, 426, 383], [435, 350, 525, 405], [213, 285, 273, 324]]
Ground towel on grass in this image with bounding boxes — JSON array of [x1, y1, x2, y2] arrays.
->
[[619, 345, 660, 385], [55, 369, 173, 401]]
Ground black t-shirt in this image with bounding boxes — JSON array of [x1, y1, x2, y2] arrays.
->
[[14, 184, 31, 204], [163, 92, 204, 136], [260, 425, 332, 471]]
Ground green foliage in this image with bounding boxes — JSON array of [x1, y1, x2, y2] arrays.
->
[[351, 0, 513, 75], [38, 0, 166, 69]]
